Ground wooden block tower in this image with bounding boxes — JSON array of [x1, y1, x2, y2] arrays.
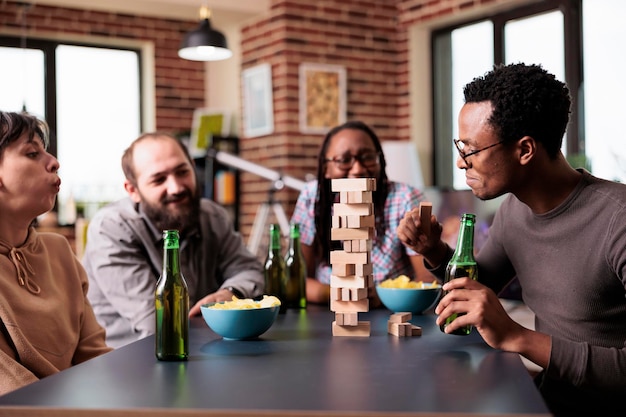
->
[[329, 178, 376, 337]]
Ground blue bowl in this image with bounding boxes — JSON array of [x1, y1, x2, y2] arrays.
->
[[376, 285, 441, 314], [200, 303, 280, 340]]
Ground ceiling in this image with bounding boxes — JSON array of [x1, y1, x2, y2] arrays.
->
[[30, 0, 270, 21]]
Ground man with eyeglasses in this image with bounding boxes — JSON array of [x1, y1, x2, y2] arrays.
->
[[398, 63, 626, 416], [291, 120, 434, 306]]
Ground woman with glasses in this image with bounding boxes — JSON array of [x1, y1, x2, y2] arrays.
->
[[291, 120, 434, 305]]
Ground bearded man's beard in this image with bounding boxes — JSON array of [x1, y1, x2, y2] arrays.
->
[[141, 189, 201, 235]]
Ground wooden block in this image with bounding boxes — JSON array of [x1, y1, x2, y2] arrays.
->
[[419, 202, 433, 237], [341, 239, 373, 252], [341, 287, 351, 301], [330, 250, 370, 265], [350, 287, 368, 301], [387, 321, 403, 336], [387, 321, 412, 337], [399, 323, 412, 336], [332, 215, 341, 229], [346, 312, 358, 326], [330, 298, 369, 312], [358, 239, 373, 252], [329, 287, 341, 301], [389, 312, 412, 323], [335, 312, 358, 326], [346, 214, 375, 229], [332, 321, 371, 337], [339, 191, 349, 203], [331, 263, 355, 277], [333, 203, 372, 216], [331, 178, 376, 192], [355, 263, 373, 277], [331, 227, 375, 241], [410, 325, 423, 336], [387, 321, 422, 337], [347, 190, 372, 203], [330, 274, 373, 289]]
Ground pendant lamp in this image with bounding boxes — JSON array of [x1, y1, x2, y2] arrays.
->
[[178, 6, 232, 61]]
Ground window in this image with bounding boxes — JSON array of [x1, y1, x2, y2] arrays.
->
[[432, 0, 626, 188], [0, 46, 45, 117], [583, 0, 626, 182], [0, 38, 141, 223]]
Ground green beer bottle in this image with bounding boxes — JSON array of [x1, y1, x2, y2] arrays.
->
[[440, 213, 477, 335], [284, 223, 307, 309], [155, 230, 189, 360], [264, 224, 286, 314]]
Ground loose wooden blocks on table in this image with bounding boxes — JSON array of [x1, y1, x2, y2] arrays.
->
[[330, 178, 376, 337], [387, 312, 422, 337]]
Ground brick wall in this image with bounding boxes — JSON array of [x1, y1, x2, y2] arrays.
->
[[1, 0, 514, 244], [237, 0, 521, 242], [239, 0, 407, 240]]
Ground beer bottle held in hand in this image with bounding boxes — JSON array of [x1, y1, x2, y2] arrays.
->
[[284, 223, 307, 309], [155, 230, 189, 360], [264, 224, 287, 314], [440, 213, 477, 335]]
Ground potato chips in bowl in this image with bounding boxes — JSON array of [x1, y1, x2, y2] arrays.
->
[[377, 275, 441, 314], [201, 295, 281, 340]]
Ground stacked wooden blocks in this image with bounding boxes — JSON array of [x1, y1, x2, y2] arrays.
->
[[387, 312, 422, 337], [329, 178, 376, 337]]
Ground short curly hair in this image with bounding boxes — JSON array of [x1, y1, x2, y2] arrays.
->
[[463, 63, 571, 159]]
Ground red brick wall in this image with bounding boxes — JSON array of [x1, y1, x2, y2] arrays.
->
[[0, 1, 203, 135], [237, 0, 516, 241], [238, 0, 408, 239], [2, 0, 509, 243]]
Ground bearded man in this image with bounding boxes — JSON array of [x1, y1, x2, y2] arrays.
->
[[82, 133, 264, 348]]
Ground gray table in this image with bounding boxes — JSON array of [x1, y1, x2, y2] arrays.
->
[[0, 306, 551, 416]]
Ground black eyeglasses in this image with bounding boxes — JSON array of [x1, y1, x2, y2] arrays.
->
[[453, 139, 504, 164], [325, 152, 380, 170]]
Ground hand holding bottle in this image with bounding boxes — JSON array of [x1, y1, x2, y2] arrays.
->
[[434, 277, 537, 354], [439, 213, 477, 335]]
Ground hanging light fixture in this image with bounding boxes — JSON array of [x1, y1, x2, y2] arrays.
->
[[178, 5, 233, 62]]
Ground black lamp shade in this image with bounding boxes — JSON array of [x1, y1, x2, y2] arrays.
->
[[178, 19, 233, 61]]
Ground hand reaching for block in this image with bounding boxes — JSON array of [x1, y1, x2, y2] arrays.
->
[[396, 201, 445, 265]]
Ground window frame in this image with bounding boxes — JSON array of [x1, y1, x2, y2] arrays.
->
[[430, 0, 583, 188], [0, 35, 144, 159]]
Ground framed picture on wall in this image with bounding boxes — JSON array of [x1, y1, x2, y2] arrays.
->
[[189, 108, 232, 158], [242, 63, 274, 138], [299, 63, 347, 134]]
